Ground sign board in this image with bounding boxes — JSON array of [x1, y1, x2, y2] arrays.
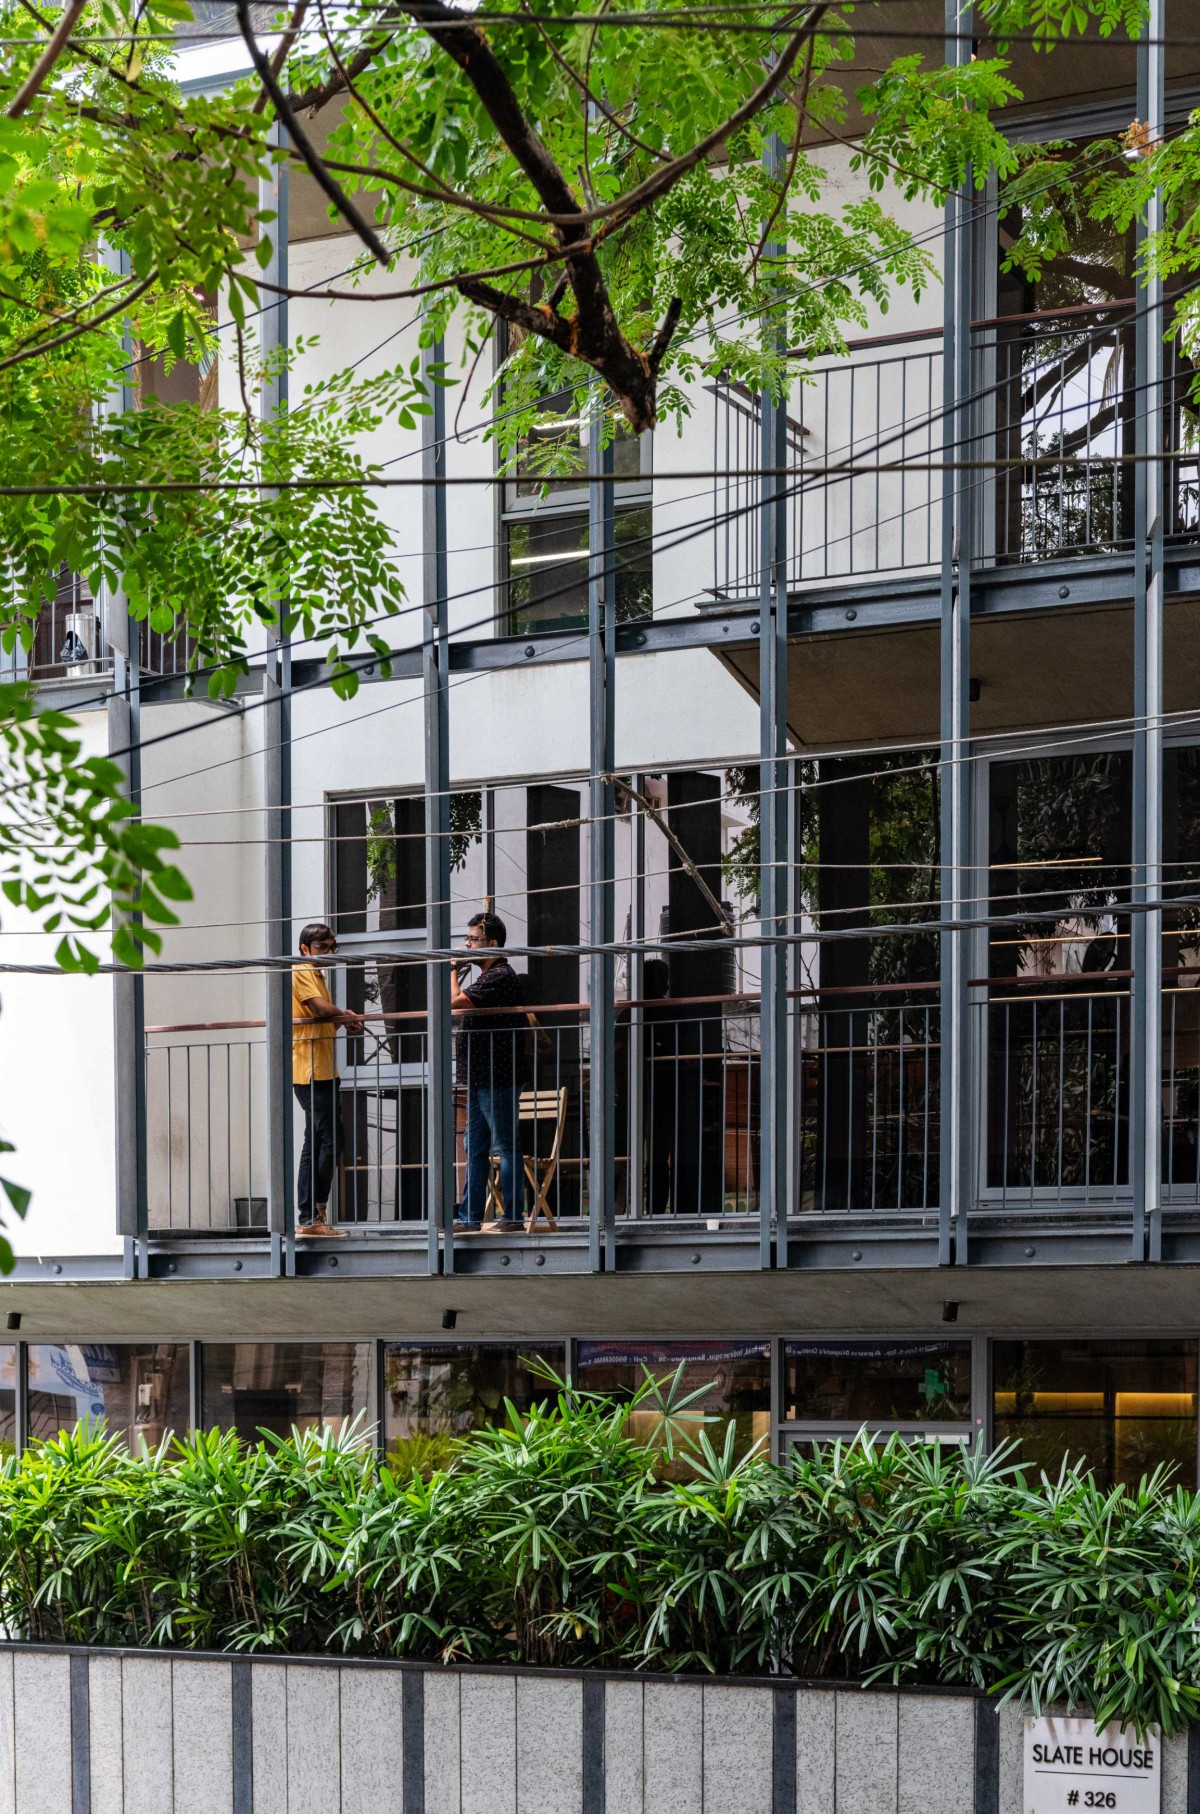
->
[[1024, 1715, 1160, 1814]]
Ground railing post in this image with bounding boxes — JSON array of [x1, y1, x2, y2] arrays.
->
[[627, 785, 646, 1218], [422, 333, 454, 1274], [102, 245, 147, 1278], [938, 0, 974, 1268], [1132, 0, 1165, 1263], [588, 385, 616, 1270], [758, 147, 791, 1270], [260, 137, 294, 1274]]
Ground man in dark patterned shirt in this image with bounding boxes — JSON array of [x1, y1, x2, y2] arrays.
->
[[450, 911, 528, 1232]]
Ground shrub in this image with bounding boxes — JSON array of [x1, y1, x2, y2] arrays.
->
[[4, 1390, 1200, 1734]]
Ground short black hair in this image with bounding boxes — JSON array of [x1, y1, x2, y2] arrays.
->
[[468, 910, 507, 947], [299, 922, 335, 951], [643, 958, 670, 999]]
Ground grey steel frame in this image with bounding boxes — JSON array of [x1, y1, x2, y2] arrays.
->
[[423, 335, 455, 1275], [1131, 0, 1166, 1264], [261, 140, 295, 1277]]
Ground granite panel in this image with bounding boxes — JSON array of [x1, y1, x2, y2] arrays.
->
[[701, 1686, 772, 1814], [460, 1671, 515, 1814], [897, 1695, 974, 1814], [339, 1666, 404, 1814], [833, 1691, 898, 1814], [173, 1658, 233, 1814], [423, 1669, 461, 1814], [87, 1656, 124, 1814], [12, 1654, 71, 1814], [121, 1655, 174, 1814], [795, 1690, 835, 1814], [0, 1654, 14, 1814], [603, 1678, 644, 1814], [643, 1682, 703, 1814], [286, 1665, 342, 1814], [996, 1701, 1024, 1814], [516, 1674, 582, 1814], [250, 1665, 288, 1814]]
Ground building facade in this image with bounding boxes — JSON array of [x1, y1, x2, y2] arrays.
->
[[1, 3, 1198, 1489]]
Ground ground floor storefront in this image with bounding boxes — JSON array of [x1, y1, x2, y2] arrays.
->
[[2, 1327, 1198, 1488]]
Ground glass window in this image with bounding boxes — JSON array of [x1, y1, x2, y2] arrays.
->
[[0, 1346, 16, 1454], [383, 1343, 564, 1443], [784, 1340, 972, 1424], [27, 1344, 190, 1449], [992, 1339, 1198, 1489], [506, 506, 652, 635], [575, 1340, 771, 1473], [201, 1343, 370, 1441]]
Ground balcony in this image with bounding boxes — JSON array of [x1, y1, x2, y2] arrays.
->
[[2, 567, 192, 685], [710, 310, 1200, 606]]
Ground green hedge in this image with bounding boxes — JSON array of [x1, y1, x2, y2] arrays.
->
[[4, 1377, 1200, 1736]]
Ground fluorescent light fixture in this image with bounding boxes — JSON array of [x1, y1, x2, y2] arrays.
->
[[510, 552, 587, 565]]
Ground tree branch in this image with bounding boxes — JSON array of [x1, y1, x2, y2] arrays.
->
[[251, 0, 312, 116], [236, 0, 393, 268], [8, 0, 88, 117]]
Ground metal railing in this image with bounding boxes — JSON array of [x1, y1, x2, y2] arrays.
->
[[3, 569, 194, 684], [977, 978, 1130, 1208], [797, 989, 940, 1214], [145, 1024, 267, 1232], [710, 328, 943, 599], [141, 990, 945, 1233], [973, 301, 1200, 567]]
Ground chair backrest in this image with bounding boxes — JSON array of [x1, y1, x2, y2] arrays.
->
[[519, 1087, 567, 1121]]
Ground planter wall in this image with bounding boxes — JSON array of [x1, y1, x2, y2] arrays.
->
[[0, 1646, 1189, 1814]]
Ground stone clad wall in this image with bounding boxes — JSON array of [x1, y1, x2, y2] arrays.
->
[[0, 1645, 1188, 1814]]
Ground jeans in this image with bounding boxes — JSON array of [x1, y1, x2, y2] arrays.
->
[[462, 1085, 524, 1225], [294, 1079, 342, 1221]]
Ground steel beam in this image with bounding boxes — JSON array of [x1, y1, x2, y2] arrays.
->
[[758, 145, 791, 1271], [422, 337, 454, 1275], [939, 0, 974, 1269], [1131, 0, 1166, 1264], [102, 247, 147, 1279], [259, 140, 294, 1274], [588, 388, 617, 1271]]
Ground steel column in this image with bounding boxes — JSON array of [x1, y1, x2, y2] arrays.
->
[[260, 139, 294, 1274], [422, 336, 454, 1274], [938, 0, 974, 1268], [588, 387, 617, 1271], [103, 246, 146, 1277], [758, 258, 790, 1272], [1131, 0, 1165, 1263]]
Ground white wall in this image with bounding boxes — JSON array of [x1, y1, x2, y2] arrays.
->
[[0, 709, 120, 1258]]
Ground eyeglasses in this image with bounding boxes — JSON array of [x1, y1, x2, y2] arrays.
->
[[308, 939, 338, 955]]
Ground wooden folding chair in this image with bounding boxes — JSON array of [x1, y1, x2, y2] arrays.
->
[[519, 1086, 568, 1232]]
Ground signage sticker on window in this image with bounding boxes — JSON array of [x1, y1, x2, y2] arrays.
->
[[1024, 1715, 1160, 1814]]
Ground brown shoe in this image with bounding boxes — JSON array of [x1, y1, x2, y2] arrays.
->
[[297, 1218, 348, 1240]]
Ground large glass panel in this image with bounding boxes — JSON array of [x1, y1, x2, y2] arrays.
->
[[575, 1340, 771, 1474], [506, 506, 651, 634], [784, 1340, 972, 1424], [993, 1339, 1198, 1489], [986, 750, 1131, 1192], [1162, 747, 1200, 1194], [27, 1344, 190, 1449], [800, 751, 941, 1214], [0, 1347, 16, 1453], [382, 1343, 565, 1469], [201, 1343, 370, 1441]]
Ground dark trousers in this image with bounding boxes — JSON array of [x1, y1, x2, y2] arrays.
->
[[294, 1079, 342, 1221]]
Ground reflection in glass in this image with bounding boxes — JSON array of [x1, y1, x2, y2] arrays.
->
[[382, 1344, 564, 1465], [575, 1339, 770, 1475], [27, 1344, 189, 1449], [507, 507, 652, 634], [784, 1341, 972, 1424], [986, 751, 1131, 1192], [992, 1339, 1198, 1489], [0, 1346, 17, 1452], [201, 1343, 371, 1441]]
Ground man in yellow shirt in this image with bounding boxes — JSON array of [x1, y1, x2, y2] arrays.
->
[[292, 923, 363, 1238]]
